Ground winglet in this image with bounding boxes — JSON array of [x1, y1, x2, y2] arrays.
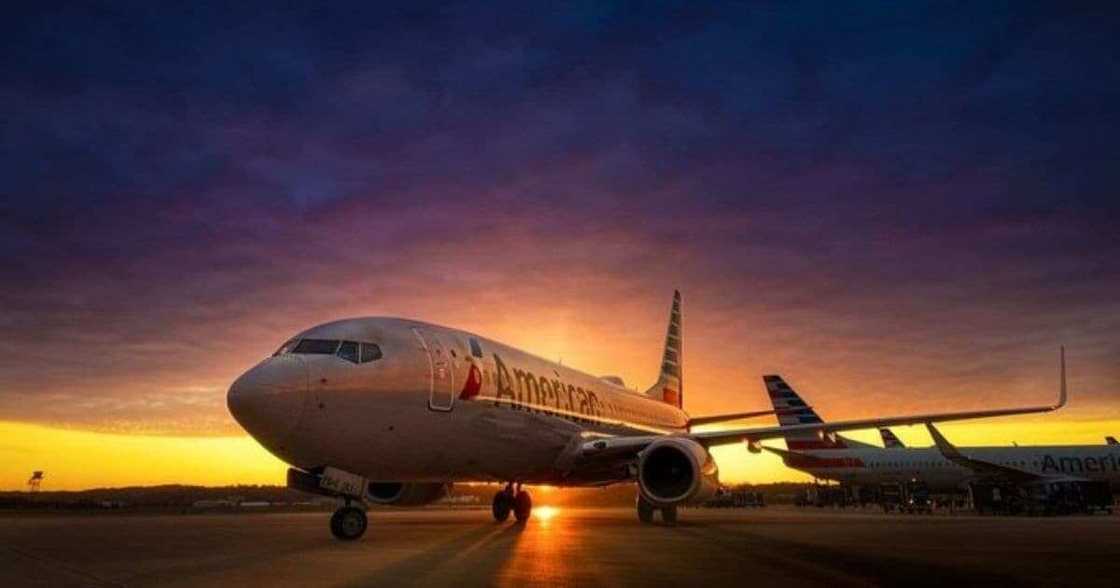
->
[[925, 422, 962, 460], [1056, 346, 1068, 409]]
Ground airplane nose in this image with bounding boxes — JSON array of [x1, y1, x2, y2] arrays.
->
[[228, 355, 308, 445]]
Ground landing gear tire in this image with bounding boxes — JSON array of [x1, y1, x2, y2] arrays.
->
[[330, 506, 367, 541], [660, 505, 678, 525], [492, 490, 513, 523], [513, 490, 532, 523], [636, 496, 655, 524]]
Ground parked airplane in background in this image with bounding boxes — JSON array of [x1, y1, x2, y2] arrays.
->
[[762, 363, 1120, 494], [229, 292, 1067, 540], [924, 422, 1120, 497], [880, 428, 906, 449]]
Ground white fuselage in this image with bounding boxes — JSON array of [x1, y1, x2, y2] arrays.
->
[[783, 445, 1120, 491], [228, 317, 688, 485]]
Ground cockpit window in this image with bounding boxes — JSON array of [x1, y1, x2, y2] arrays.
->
[[292, 339, 341, 354], [273, 338, 299, 356], [337, 341, 359, 363], [360, 343, 382, 363], [469, 338, 483, 358]]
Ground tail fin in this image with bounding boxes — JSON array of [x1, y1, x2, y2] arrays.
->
[[763, 375, 871, 450], [644, 290, 683, 408], [879, 428, 906, 448], [1107, 436, 1118, 446]]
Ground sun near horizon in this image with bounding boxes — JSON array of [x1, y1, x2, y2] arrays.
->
[[6, 414, 1120, 492]]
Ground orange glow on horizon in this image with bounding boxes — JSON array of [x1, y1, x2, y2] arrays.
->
[[0, 421, 287, 491], [4, 416, 1120, 491]]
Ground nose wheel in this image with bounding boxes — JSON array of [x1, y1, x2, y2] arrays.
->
[[636, 495, 676, 525], [637, 495, 655, 523], [492, 488, 513, 522], [493, 483, 532, 523], [330, 504, 368, 541], [513, 489, 532, 522]]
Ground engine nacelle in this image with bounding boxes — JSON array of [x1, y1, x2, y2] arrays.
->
[[366, 482, 451, 506], [637, 437, 720, 507]]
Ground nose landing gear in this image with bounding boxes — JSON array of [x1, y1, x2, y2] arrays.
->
[[636, 495, 677, 525], [492, 483, 532, 523], [330, 501, 368, 541], [637, 495, 655, 523], [492, 486, 513, 522]]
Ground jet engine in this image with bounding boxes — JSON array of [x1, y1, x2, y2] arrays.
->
[[365, 482, 451, 506], [637, 437, 719, 507]]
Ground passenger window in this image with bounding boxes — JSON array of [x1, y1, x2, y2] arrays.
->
[[360, 343, 383, 363], [292, 339, 341, 354], [469, 338, 483, 358], [337, 341, 359, 363]]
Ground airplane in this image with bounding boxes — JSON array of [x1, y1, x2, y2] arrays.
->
[[880, 428, 906, 449], [925, 423, 1116, 513], [1108, 436, 1118, 446], [761, 359, 1120, 495], [228, 291, 1067, 540]]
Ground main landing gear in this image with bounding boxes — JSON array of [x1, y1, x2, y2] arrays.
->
[[492, 483, 532, 523], [636, 495, 677, 525], [330, 500, 368, 541]]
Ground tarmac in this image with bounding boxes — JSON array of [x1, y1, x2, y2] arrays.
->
[[2, 507, 1119, 587]]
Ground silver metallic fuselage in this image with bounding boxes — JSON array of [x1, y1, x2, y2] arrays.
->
[[228, 317, 688, 485]]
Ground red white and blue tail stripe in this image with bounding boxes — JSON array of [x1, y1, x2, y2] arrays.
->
[[645, 291, 683, 408], [764, 375, 861, 451]]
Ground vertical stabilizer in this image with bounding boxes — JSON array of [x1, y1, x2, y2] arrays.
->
[[763, 375, 872, 450], [644, 291, 683, 408]]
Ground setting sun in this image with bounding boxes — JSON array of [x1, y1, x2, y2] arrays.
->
[[534, 505, 559, 522]]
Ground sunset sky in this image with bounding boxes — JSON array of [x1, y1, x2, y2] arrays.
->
[[2, 3, 1118, 490]]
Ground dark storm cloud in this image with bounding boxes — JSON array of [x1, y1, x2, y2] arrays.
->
[[1, 1, 1118, 432]]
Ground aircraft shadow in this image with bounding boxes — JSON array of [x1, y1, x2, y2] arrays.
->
[[341, 521, 527, 587]]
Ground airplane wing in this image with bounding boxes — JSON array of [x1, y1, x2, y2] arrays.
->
[[581, 348, 1067, 458], [687, 408, 790, 428], [692, 346, 1067, 448], [924, 423, 1084, 483]]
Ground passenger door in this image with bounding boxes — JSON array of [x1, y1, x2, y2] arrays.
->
[[413, 328, 456, 411]]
